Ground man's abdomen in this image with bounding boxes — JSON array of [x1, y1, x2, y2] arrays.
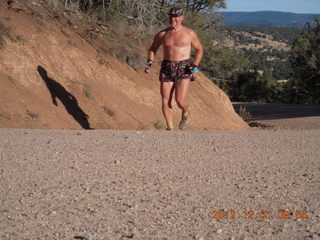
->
[[163, 45, 191, 61]]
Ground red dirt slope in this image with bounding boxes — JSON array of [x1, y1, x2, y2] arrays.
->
[[0, 0, 248, 130]]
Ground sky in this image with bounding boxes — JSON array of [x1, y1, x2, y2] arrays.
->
[[223, 0, 320, 14]]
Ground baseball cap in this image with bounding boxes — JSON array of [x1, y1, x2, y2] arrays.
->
[[168, 7, 183, 17]]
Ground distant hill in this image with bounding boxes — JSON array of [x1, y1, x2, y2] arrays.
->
[[221, 11, 319, 28]]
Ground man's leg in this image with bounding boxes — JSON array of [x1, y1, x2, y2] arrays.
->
[[160, 81, 175, 130], [175, 78, 190, 114], [175, 78, 191, 129]]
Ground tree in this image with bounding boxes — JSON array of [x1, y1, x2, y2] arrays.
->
[[291, 18, 320, 104], [186, 0, 225, 13], [59, 0, 226, 36]]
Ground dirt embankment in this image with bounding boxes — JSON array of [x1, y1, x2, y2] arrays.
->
[[0, 0, 248, 130]]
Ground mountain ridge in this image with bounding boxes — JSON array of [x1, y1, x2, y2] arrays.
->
[[220, 11, 319, 28]]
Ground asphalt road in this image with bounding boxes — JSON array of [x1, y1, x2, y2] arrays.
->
[[233, 103, 320, 121]]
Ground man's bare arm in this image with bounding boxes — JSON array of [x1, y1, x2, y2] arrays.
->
[[148, 32, 164, 61], [145, 31, 164, 73], [191, 30, 203, 67]]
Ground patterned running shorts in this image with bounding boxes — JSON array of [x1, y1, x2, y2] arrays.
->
[[159, 59, 195, 82]]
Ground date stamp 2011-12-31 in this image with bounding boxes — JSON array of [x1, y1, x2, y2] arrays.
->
[[210, 209, 309, 220]]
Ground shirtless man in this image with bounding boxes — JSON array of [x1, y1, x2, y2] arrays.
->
[[145, 7, 203, 130]]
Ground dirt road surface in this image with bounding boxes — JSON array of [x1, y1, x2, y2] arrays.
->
[[1, 128, 319, 240]]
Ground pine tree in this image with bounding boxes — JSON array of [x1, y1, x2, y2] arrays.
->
[[291, 19, 320, 104]]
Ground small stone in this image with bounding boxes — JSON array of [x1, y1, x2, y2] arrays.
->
[[126, 232, 134, 238], [310, 223, 320, 233], [195, 235, 204, 240], [244, 236, 254, 240], [83, 232, 95, 240], [312, 235, 320, 240], [217, 229, 223, 234]]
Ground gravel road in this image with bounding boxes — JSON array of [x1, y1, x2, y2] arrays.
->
[[0, 128, 319, 240]]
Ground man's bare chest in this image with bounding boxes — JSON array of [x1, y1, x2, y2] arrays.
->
[[163, 31, 192, 48]]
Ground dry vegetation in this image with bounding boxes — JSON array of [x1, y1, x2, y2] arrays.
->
[[0, 19, 14, 48]]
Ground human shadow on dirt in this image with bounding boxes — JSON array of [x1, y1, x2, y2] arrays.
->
[[37, 66, 92, 129], [233, 103, 320, 121]]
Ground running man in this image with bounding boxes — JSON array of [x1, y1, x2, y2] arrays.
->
[[145, 7, 203, 130]]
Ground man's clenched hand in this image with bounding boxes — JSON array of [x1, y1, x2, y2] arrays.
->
[[144, 59, 153, 73]]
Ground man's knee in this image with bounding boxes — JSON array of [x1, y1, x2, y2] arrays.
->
[[162, 98, 172, 108], [176, 97, 185, 108]]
